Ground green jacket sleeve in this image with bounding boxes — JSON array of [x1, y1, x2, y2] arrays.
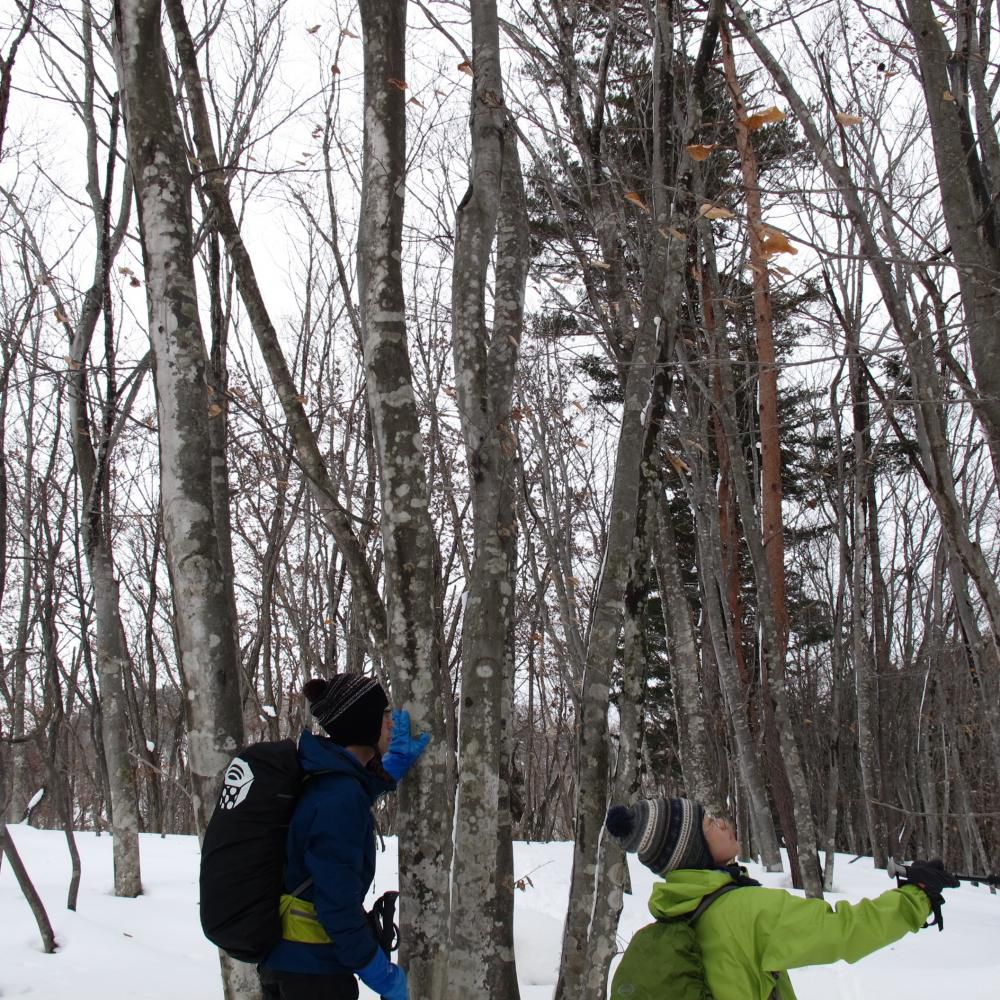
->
[[757, 884, 931, 971]]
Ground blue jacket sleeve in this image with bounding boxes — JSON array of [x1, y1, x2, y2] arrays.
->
[[301, 781, 379, 970]]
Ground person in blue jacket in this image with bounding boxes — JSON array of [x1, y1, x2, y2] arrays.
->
[[259, 673, 429, 1000]]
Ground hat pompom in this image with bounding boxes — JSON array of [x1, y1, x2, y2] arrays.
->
[[303, 678, 329, 704], [605, 805, 635, 840]]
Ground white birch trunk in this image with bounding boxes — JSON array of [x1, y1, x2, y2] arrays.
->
[[448, 3, 527, 994], [113, 0, 244, 830], [357, 5, 451, 997], [163, 0, 388, 658]]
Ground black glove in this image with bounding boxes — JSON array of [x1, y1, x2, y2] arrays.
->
[[899, 858, 960, 931]]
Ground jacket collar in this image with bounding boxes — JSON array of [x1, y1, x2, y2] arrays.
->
[[297, 730, 396, 799], [647, 865, 757, 920]]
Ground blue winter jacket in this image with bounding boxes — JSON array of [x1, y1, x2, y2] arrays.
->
[[261, 730, 396, 975]]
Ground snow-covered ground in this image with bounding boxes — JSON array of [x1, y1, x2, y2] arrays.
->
[[2, 824, 997, 998]]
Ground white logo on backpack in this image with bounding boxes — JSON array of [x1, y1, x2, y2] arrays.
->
[[219, 757, 254, 810]]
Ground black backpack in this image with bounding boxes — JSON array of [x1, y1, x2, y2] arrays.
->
[[199, 739, 316, 962]]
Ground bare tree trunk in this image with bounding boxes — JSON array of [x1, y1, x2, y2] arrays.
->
[[164, 0, 387, 657], [822, 359, 853, 888], [357, 5, 451, 997], [704, 326, 823, 893], [903, 0, 1000, 480], [112, 0, 244, 834], [554, 301, 666, 1000], [492, 501, 522, 1000], [653, 486, 723, 812], [697, 233, 783, 871], [719, 21, 787, 656], [448, 1, 528, 995], [719, 22, 809, 890], [3, 283, 39, 826], [617, 483, 654, 814], [0, 0, 35, 161], [823, 270, 889, 869], [7, 513, 31, 823], [554, 7, 734, 994], [2, 824, 56, 953], [697, 221, 823, 897], [62, 19, 142, 894], [46, 659, 82, 911]]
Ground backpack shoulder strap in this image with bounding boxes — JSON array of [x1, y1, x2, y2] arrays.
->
[[286, 769, 365, 902], [287, 876, 314, 900], [681, 882, 745, 925]]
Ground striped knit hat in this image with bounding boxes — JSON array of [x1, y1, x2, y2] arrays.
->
[[303, 674, 388, 748], [605, 798, 714, 875]]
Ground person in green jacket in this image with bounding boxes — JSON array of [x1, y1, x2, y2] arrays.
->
[[605, 797, 959, 1000]]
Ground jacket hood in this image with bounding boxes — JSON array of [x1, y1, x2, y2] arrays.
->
[[648, 867, 738, 920], [297, 730, 395, 797]]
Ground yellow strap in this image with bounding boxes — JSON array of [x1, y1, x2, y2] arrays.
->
[[279, 893, 333, 945]]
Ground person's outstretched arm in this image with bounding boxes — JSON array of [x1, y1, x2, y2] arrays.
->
[[754, 884, 932, 970]]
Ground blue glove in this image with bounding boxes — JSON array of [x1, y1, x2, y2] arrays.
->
[[381, 709, 430, 781], [358, 948, 408, 1000]]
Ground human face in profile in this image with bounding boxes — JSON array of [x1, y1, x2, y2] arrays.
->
[[377, 707, 394, 757], [703, 814, 741, 864]]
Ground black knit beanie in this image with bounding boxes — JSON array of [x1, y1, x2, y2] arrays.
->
[[605, 797, 715, 875], [303, 674, 388, 748]]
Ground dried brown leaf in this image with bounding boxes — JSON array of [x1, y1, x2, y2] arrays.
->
[[624, 190, 650, 212], [744, 106, 786, 131], [759, 230, 798, 257], [698, 203, 735, 220], [686, 143, 717, 161]]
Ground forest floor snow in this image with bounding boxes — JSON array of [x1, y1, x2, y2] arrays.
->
[[1, 824, 998, 998]]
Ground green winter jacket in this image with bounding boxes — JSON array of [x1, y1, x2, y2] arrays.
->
[[647, 868, 931, 1000]]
